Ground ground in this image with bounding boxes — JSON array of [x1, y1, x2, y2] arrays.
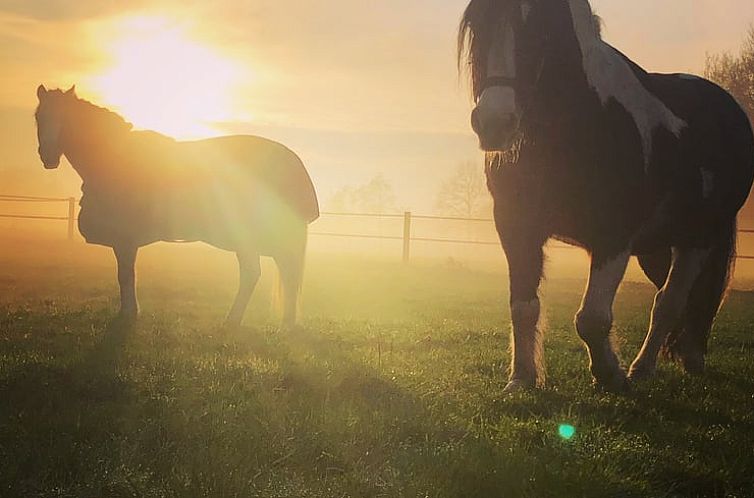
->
[[1, 236, 753, 498]]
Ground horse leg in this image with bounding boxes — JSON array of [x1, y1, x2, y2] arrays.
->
[[499, 229, 546, 393], [274, 252, 305, 330], [225, 251, 261, 327], [664, 224, 735, 374], [575, 250, 631, 391], [629, 247, 710, 380], [113, 244, 139, 320], [272, 223, 308, 330]]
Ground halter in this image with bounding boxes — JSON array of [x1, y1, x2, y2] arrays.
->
[[479, 55, 547, 94], [479, 53, 549, 128], [477, 4, 551, 128], [481, 76, 519, 91]]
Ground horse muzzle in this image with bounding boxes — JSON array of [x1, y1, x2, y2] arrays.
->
[[471, 108, 520, 152], [42, 158, 60, 169], [39, 148, 61, 169]]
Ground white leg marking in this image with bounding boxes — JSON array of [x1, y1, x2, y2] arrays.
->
[[508, 298, 544, 389], [579, 251, 631, 325], [567, 0, 687, 167], [576, 250, 631, 388], [630, 248, 710, 378]]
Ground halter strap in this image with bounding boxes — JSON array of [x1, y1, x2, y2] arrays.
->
[[481, 76, 518, 91]]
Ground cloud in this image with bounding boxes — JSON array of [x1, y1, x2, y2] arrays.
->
[[592, 0, 754, 72], [183, 0, 472, 134], [0, 0, 147, 21]]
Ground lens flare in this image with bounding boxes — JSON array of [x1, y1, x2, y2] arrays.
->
[[558, 424, 576, 440]]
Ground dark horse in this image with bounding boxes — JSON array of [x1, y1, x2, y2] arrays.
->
[[459, 0, 754, 391], [35, 85, 319, 328]]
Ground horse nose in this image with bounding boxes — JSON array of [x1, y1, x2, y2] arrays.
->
[[471, 107, 483, 135], [471, 109, 518, 149], [38, 148, 59, 169]]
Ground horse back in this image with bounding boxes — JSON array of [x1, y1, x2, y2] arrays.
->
[[645, 73, 754, 217], [178, 135, 320, 224]]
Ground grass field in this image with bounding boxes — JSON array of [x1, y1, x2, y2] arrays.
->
[[1, 236, 753, 498]]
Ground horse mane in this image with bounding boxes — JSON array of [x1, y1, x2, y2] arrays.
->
[[458, 0, 510, 99], [592, 13, 603, 38], [458, 0, 604, 99], [68, 95, 134, 136]]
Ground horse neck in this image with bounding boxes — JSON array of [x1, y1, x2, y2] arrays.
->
[[525, 8, 602, 126], [523, 58, 595, 140], [61, 113, 129, 188]]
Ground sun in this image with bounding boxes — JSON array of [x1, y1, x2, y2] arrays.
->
[[87, 16, 248, 139]]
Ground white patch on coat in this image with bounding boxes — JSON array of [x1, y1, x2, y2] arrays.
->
[[487, 21, 516, 79], [701, 168, 715, 198], [521, 2, 533, 22], [567, 0, 687, 168], [579, 250, 631, 325]]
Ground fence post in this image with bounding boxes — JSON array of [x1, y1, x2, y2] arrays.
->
[[402, 211, 412, 264], [67, 197, 75, 241]]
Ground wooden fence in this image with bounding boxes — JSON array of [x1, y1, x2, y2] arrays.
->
[[2, 193, 754, 262]]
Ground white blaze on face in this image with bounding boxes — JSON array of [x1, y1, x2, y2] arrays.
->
[[567, 0, 686, 168], [521, 1, 533, 23], [476, 21, 518, 128]]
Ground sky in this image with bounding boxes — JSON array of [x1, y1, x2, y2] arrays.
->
[[1, 0, 753, 211]]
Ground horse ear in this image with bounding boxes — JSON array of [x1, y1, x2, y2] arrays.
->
[[65, 85, 77, 97], [37, 84, 47, 100]]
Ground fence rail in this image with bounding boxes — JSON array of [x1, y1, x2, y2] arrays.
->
[[2, 193, 754, 262]]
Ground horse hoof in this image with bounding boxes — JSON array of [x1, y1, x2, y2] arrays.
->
[[115, 311, 138, 325], [594, 370, 630, 393], [278, 321, 300, 334], [627, 364, 655, 382], [221, 320, 243, 333], [681, 355, 705, 376], [108, 313, 137, 336], [503, 378, 535, 394]]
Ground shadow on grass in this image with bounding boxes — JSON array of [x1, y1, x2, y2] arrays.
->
[[1, 308, 751, 498], [0, 311, 143, 496]]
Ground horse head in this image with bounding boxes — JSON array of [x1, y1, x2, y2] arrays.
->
[[35, 84, 76, 169], [459, 0, 596, 152]]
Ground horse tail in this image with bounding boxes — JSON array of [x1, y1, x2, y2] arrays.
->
[[273, 222, 308, 328], [664, 219, 737, 373]]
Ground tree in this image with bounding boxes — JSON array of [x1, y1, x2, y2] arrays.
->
[[353, 174, 397, 213], [435, 161, 491, 218], [326, 174, 398, 213], [704, 26, 754, 124], [327, 185, 355, 212]]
